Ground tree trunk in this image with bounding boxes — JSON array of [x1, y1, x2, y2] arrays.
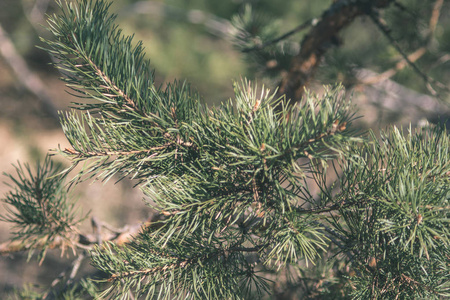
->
[[277, 0, 394, 103]]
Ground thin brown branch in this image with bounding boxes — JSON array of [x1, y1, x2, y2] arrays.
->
[[229, 245, 263, 252], [42, 253, 85, 300], [428, 0, 444, 40], [242, 18, 318, 53], [64, 145, 167, 157], [63, 137, 194, 158], [108, 242, 229, 282], [108, 240, 263, 283], [84, 55, 139, 112], [67, 39, 157, 121], [368, 13, 450, 96], [0, 217, 154, 255], [108, 259, 189, 282], [360, 47, 427, 85], [0, 234, 76, 256], [428, 54, 450, 71]]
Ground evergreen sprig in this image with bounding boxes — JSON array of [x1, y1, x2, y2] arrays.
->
[[92, 229, 272, 299], [2, 0, 448, 298], [39, 0, 361, 297], [42, 0, 202, 184], [1, 156, 80, 261], [325, 125, 450, 298]]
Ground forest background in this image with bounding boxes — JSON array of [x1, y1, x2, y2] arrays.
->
[[0, 0, 449, 297]]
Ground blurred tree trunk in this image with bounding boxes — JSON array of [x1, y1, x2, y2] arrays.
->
[[0, 23, 58, 119], [277, 0, 394, 103]]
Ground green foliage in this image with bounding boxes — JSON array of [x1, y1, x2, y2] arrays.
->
[[1, 0, 449, 299], [6, 279, 99, 300], [1, 155, 80, 261], [325, 125, 450, 299], [91, 232, 272, 299]]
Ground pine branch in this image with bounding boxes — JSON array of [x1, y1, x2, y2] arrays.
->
[[0, 156, 83, 262], [80, 51, 141, 113], [0, 185, 163, 256], [91, 228, 271, 299], [3, 0, 446, 298]]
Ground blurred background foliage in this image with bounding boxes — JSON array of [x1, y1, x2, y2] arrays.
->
[[1, 0, 449, 106], [0, 0, 449, 298]]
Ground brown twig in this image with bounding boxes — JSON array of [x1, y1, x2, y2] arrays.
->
[[66, 37, 164, 127], [108, 241, 263, 283], [108, 259, 190, 282], [359, 47, 427, 85], [63, 136, 194, 158], [85, 55, 139, 112], [368, 12, 449, 96], [242, 18, 318, 53], [42, 252, 85, 300], [0, 216, 154, 256], [428, 0, 444, 41]]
